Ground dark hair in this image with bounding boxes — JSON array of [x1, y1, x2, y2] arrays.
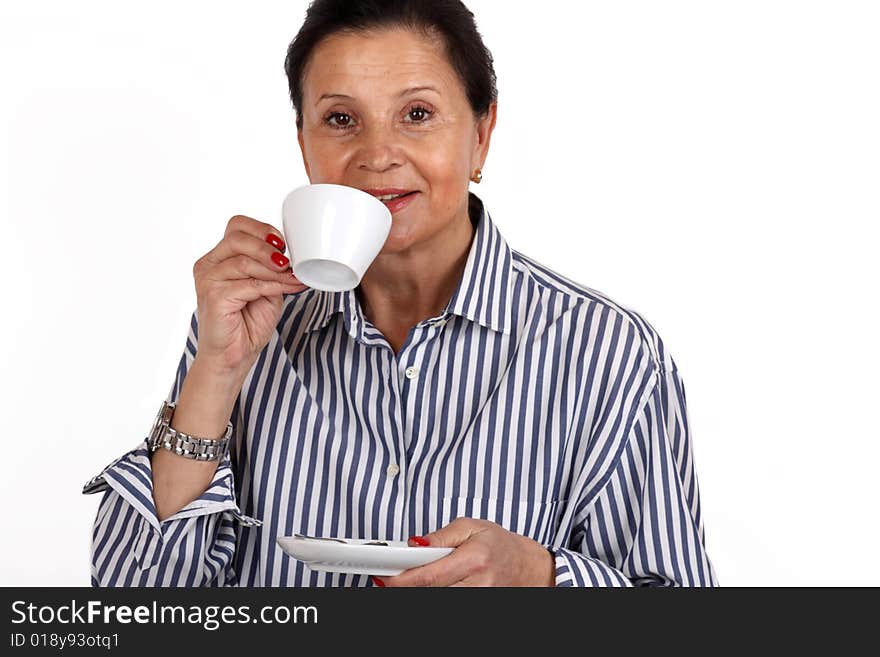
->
[[284, 0, 498, 130]]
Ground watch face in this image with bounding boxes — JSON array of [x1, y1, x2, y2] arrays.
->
[[149, 402, 174, 449]]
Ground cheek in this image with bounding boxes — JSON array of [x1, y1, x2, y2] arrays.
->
[[418, 139, 470, 199], [430, 137, 470, 177], [305, 139, 350, 179]]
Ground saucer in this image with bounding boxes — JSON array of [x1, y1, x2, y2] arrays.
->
[[276, 535, 453, 576]]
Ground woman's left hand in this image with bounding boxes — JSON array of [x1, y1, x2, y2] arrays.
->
[[376, 518, 556, 587]]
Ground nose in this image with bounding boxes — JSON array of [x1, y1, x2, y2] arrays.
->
[[356, 123, 404, 173]]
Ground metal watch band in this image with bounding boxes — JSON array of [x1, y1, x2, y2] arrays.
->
[[148, 401, 232, 462]]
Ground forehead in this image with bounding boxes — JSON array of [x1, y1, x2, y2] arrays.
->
[[302, 27, 462, 98]]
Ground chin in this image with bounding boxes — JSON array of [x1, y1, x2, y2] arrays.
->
[[381, 221, 419, 250], [377, 238, 411, 257]]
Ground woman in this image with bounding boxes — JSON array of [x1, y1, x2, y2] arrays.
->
[[84, 0, 717, 587]]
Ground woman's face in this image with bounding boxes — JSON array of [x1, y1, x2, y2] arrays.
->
[[297, 27, 496, 254]]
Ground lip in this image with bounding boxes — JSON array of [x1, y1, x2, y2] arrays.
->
[[361, 188, 420, 215], [362, 188, 416, 198]]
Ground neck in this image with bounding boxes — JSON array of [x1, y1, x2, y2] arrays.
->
[[356, 204, 476, 330]]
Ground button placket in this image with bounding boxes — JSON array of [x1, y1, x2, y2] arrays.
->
[[395, 336, 425, 537], [400, 332, 423, 382], [383, 350, 407, 537]]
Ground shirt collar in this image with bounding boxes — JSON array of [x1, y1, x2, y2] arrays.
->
[[303, 192, 514, 341]]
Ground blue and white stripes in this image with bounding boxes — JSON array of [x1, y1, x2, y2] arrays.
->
[[84, 193, 717, 586]]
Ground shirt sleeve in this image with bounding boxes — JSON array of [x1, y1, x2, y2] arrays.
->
[[551, 359, 718, 587], [82, 310, 261, 587]]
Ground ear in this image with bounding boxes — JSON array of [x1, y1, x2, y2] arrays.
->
[[297, 128, 312, 180], [472, 102, 498, 171]]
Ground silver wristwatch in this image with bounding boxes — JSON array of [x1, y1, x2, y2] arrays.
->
[[147, 400, 233, 461]]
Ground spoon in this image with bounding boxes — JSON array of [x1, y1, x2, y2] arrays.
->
[[294, 534, 389, 546], [294, 533, 347, 543]]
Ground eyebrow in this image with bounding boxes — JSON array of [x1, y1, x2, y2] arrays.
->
[[317, 86, 440, 103], [398, 85, 439, 97]]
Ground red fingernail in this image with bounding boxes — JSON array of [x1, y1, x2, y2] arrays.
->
[[371, 576, 385, 587], [271, 252, 290, 268], [409, 536, 430, 547], [266, 233, 285, 251]]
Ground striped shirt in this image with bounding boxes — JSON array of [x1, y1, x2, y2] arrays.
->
[[83, 193, 717, 587]]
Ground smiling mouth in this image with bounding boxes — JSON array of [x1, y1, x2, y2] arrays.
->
[[374, 191, 417, 201], [373, 191, 418, 203], [362, 187, 418, 198]]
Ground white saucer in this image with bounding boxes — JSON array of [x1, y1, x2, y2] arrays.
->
[[276, 535, 453, 576]]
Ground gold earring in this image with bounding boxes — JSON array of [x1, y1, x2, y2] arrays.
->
[[471, 168, 483, 184]]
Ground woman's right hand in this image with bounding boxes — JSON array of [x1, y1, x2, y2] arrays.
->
[[191, 215, 309, 378]]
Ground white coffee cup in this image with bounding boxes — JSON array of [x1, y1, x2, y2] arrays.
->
[[281, 184, 392, 292]]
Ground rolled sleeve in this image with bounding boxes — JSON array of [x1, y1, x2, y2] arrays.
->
[[83, 308, 261, 586], [82, 439, 260, 531], [83, 438, 260, 586]]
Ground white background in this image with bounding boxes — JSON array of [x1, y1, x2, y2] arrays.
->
[[1, 0, 878, 586]]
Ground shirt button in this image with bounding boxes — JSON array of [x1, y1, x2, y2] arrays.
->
[[386, 464, 400, 477], [404, 366, 419, 380]]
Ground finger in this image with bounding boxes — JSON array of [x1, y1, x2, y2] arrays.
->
[[223, 214, 286, 247], [207, 253, 305, 287], [201, 217, 286, 269], [214, 277, 307, 306], [449, 576, 490, 587], [411, 518, 488, 549], [380, 549, 473, 588], [200, 230, 294, 277]]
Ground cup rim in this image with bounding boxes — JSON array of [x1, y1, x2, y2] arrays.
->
[[283, 183, 391, 228]]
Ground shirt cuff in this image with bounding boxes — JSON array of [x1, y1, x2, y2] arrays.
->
[[82, 439, 261, 534], [550, 547, 634, 587]]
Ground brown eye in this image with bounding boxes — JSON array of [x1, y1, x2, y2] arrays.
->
[[327, 112, 354, 128], [407, 107, 432, 122]]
